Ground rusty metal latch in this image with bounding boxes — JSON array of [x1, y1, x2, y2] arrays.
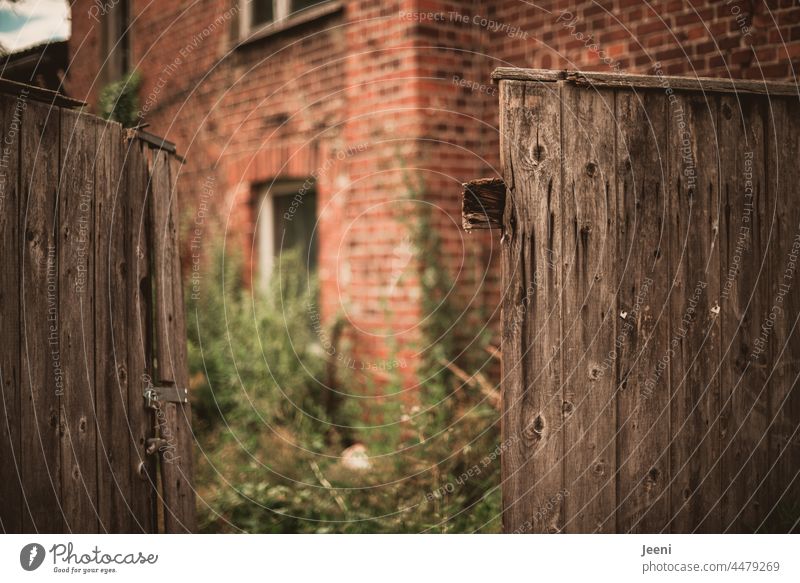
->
[[143, 385, 189, 409], [142, 381, 188, 458]]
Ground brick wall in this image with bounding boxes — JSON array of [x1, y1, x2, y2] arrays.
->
[[489, 0, 800, 78], [65, 0, 800, 391], [395, 0, 800, 377], [66, 0, 440, 394]]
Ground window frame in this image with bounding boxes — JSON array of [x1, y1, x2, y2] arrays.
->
[[99, 0, 131, 84], [256, 179, 317, 291], [238, 0, 341, 43]]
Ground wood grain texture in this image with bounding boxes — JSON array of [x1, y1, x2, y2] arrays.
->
[[500, 80, 564, 533], [59, 108, 99, 532], [149, 148, 195, 533], [615, 89, 671, 533], [666, 93, 722, 533], [764, 97, 800, 533], [126, 137, 157, 533], [94, 117, 137, 532], [559, 84, 617, 533], [717, 95, 771, 533], [5, 99, 185, 533], [20, 99, 62, 533], [498, 79, 798, 534], [462, 178, 506, 231], [0, 93, 23, 532]]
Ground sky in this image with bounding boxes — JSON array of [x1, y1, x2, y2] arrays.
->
[[0, 0, 70, 53]]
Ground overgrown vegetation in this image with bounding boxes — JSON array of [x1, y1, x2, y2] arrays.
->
[[98, 70, 141, 127], [189, 179, 501, 533]]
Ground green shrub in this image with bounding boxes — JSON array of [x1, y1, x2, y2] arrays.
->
[[188, 247, 328, 441], [98, 71, 141, 127], [190, 204, 501, 533]]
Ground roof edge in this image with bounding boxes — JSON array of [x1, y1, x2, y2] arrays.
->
[[0, 76, 86, 109]]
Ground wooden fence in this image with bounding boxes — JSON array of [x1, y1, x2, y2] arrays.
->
[[0, 80, 194, 533], [465, 68, 800, 533]]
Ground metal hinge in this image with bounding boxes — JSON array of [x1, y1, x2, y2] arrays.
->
[[143, 384, 189, 409]]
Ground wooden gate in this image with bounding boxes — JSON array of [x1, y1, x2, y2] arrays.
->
[[0, 80, 194, 533], [465, 68, 800, 533]]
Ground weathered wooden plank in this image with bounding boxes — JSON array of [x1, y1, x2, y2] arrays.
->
[[615, 89, 671, 533], [126, 137, 157, 533], [493, 69, 563, 84], [94, 117, 136, 532], [717, 95, 771, 533], [128, 128, 177, 155], [58, 108, 98, 532], [667, 93, 722, 533], [763, 97, 800, 533], [559, 84, 617, 533], [149, 147, 195, 533], [462, 178, 506, 231], [497, 71, 800, 534], [0, 92, 23, 532], [499, 80, 564, 533], [492, 68, 799, 97], [167, 154, 194, 531], [19, 99, 63, 533]]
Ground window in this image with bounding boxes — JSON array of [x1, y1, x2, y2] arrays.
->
[[240, 0, 336, 38], [100, 0, 130, 84], [256, 180, 318, 290], [251, 1, 275, 27]]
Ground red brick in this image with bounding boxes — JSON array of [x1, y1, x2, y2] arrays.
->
[[64, 0, 800, 382], [638, 20, 667, 36], [730, 47, 755, 66], [784, 42, 800, 59], [674, 12, 698, 27]]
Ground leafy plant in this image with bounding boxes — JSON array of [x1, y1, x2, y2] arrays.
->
[[98, 70, 141, 127], [190, 173, 501, 533]]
